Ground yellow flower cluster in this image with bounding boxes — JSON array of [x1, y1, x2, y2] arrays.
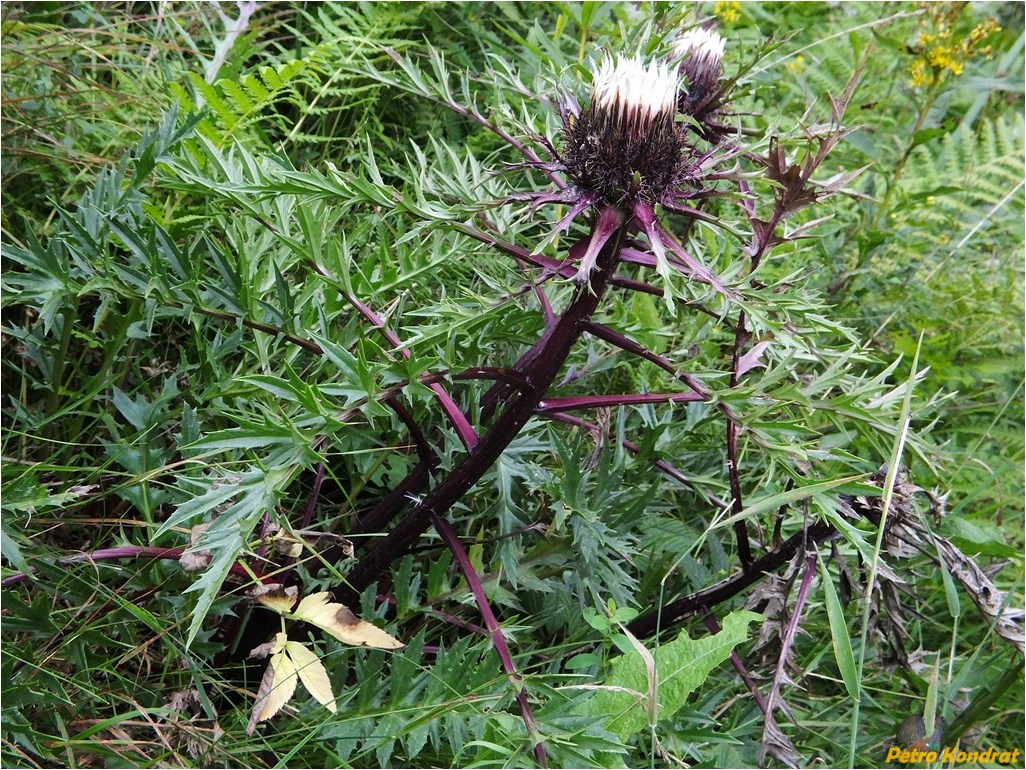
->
[[714, 1, 741, 26], [908, 4, 1001, 89]]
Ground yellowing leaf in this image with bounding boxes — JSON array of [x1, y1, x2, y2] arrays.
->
[[248, 583, 299, 615], [285, 641, 336, 713], [247, 633, 297, 735], [290, 592, 404, 649]]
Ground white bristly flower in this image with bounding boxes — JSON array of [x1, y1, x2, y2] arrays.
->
[[670, 28, 727, 119], [671, 28, 726, 71], [591, 54, 680, 140], [561, 51, 690, 204]]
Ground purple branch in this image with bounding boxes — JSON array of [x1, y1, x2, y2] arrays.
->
[[430, 511, 548, 768], [454, 223, 663, 297], [194, 306, 324, 354], [759, 547, 818, 767], [383, 47, 565, 191], [350, 462, 432, 540], [301, 464, 327, 530], [339, 210, 630, 603], [725, 204, 787, 570], [704, 613, 769, 716], [581, 321, 713, 399], [337, 289, 480, 452], [1, 546, 268, 588], [626, 519, 836, 638]]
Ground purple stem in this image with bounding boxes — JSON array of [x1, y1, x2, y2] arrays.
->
[[301, 463, 327, 530], [759, 547, 818, 765], [349, 461, 432, 540], [581, 321, 713, 400], [454, 223, 663, 297], [380, 593, 488, 635], [704, 613, 769, 716], [338, 208, 629, 603], [1, 546, 269, 588], [511, 255, 556, 328], [726, 205, 787, 570], [626, 519, 836, 638], [429, 510, 548, 767], [383, 47, 564, 191], [338, 289, 480, 451]]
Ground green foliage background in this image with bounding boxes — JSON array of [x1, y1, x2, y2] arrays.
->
[[2, 2, 1023, 768]]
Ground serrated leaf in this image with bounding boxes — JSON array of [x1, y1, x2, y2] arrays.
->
[[159, 467, 291, 648], [0, 522, 32, 575], [584, 610, 761, 740], [286, 641, 336, 713], [290, 592, 404, 649]]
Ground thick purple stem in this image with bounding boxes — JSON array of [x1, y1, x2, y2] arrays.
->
[[338, 207, 628, 602], [626, 519, 836, 638]]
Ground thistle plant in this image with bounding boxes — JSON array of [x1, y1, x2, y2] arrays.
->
[[3, 5, 1022, 768], [338, 36, 756, 602]]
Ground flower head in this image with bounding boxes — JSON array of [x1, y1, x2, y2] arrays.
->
[[561, 53, 689, 205], [591, 54, 679, 142], [670, 27, 726, 116]]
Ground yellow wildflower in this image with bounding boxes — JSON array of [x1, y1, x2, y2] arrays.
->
[[908, 7, 1002, 90], [714, 1, 741, 25]]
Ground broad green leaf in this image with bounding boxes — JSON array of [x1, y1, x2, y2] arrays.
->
[[584, 610, 761, 740], [940, 517, 1018, 558]]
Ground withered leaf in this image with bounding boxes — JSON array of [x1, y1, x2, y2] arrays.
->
[[760, 713, 800, 768], [246, 633, 296, 736], [248, 583, 299, 615], [180, 524, 213, 571], [248, 639, 277, 660], [179, 550, 212, 572], [246, 633, 337, 734], [268, 525, 304, 558], [291, 592, 404, 650], [285, 641, 336, 714]]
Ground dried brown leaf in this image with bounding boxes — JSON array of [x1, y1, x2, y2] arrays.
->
[[291, 592, 404, 650]]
